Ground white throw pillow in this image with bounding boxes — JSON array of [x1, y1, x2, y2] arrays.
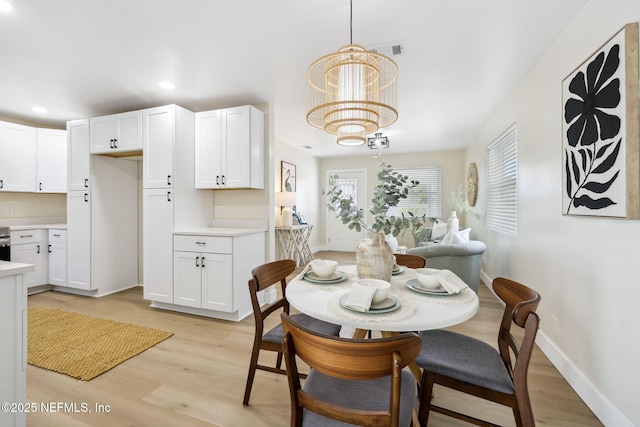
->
[[441, 228, 471, 245], [431, 221, 448, 240]]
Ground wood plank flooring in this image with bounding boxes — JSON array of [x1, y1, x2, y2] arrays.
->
[[26, 251, 602, 426]]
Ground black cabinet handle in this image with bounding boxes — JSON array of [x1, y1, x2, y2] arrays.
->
[[167, 191, 172, 202], [201, 256, 205, 268], [216, 175, 220, 185], [167, 175, 172, 185], [110, 139, 114, 149], [195, 256, 200, 267], [84, 193, 89, 202], [37, 245, 40, 254], [84, 178, 89, 188], [48, 244, 51, 253], [0, 179, 3, 188], [221, 175, 225, 185], [39, 182, 43, 190]]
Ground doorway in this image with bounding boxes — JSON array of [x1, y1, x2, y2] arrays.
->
[[326, 169, 366, 251]]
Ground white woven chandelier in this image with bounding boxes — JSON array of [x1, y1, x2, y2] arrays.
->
[[306, 0, 398, 146]]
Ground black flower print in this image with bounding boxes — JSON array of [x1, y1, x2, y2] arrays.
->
[[564, 44, 621, 147]]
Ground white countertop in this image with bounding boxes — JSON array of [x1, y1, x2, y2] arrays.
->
[[0, 260, 35, 277], [174, 227, 267, 237], [7, 224, 66, 231]]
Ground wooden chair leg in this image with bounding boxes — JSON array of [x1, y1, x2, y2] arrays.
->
[[418, 371, 436, 426], [242, 343, 261, 405]]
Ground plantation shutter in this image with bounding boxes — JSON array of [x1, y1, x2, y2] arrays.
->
[[487, 124, 517, 236]]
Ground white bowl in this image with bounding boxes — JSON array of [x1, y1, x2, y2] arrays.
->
[[310, 259, 338, 277], [414, 268, 441, 289], [356, 279, 391, 304]]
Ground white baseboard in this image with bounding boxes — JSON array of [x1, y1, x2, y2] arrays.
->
[[480, 270, 629, 426]]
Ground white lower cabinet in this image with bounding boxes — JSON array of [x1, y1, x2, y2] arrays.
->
[[173, 235, 233, 311], [47, 229, 67, 286], [159, 231, 264, 321], [10, 230, 47, 288], [66, 191, 91, 290], [143, 189, 174, 303]]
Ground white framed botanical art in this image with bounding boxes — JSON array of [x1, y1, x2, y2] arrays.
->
[[562, 22, 639, 218]]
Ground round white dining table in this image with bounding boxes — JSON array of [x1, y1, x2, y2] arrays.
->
[[286, 265, 479, 337]]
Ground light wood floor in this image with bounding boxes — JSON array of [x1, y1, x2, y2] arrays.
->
[[26, 251, 602, 426]]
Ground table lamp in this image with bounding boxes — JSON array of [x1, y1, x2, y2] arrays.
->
[[277, 192, 297, 226]]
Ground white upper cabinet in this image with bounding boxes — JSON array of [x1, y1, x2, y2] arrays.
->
[[67, 119, 91, 191], [143, 105, 175, 188], [195, 105, 264, 189], [90, 110, 142, 154], [0, 121, 37, 192], [36, 128, 67, 193]]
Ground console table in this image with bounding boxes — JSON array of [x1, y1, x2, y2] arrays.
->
[[275, 224, 313, 267]]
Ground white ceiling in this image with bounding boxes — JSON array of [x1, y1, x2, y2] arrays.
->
[[0, 0, 588, 158]]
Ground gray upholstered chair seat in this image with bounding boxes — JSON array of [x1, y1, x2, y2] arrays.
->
[[416, 329, 514, 394], [263, 313, 341, 344], [301, 368, 417, 427]]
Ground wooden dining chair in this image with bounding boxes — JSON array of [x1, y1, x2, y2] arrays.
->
[[416, 277, 541, 427], [395, 253, 426, 268], [243, 259, 341, 406], [281, 313, 421, 427]]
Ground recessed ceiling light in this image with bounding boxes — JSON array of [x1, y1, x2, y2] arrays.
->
[[158, 81, 175, 90], [32, 106, 47, 113], [0, 1, 13, 12]]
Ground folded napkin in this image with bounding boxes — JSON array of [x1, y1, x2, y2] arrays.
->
[[343, 282, 377, 312], [437, 269, 468, 294]]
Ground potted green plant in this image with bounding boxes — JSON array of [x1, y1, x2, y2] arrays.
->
[[325, 159, 426, 280]]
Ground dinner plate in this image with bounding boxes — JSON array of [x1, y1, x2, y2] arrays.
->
[[304, 271, 348, 284], [391, 266, 405, 275], [406, 279, 451, 296], [339, 293, 401, 314]]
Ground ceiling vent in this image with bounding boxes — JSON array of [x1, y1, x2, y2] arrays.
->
[[367, 43, 404, 57]]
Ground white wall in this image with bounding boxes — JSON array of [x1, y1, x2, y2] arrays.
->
[[466, 1, 640, 425]]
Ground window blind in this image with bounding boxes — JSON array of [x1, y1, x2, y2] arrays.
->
[[386, 166, 441, 219], [487, 124, 517, 236]]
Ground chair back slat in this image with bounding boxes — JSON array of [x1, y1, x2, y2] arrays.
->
[[251, 259, 296, 293]]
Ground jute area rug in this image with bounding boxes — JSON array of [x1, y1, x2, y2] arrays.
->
[[28, 306, 174, 381]]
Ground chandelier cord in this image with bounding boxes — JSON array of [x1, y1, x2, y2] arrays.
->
[[350, 0, 353, 44]]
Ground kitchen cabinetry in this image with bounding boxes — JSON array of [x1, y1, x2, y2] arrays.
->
[[0, 121, 36, 192], [142, 105, 214, 305], [67, 119, 91, 191], [195, 105, 264, 189], [90, 110, 142, 154], [0, 262, 32, 427], [173, 235, 233, 311], [48, 229, 66, 286], [36, 128, 67, 193], [143, 189, 174, 303], [143, 105, 175, 188], [67, 191, 91, 290], [10, 229, 48, 288]]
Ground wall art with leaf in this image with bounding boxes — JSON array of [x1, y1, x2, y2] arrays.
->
[[562, 22, 640, 218]]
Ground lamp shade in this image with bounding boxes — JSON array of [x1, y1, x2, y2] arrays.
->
[[276, 191, 297, 207], [306, 44, 398, 146]]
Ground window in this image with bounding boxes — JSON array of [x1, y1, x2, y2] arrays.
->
[[487, 124, 517, 236], [386, 166, 441, 219]]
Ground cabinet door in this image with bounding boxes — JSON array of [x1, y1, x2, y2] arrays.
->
[[48, 230, 66, 286], [143, 106, 174, 188], [143, 189, 174, 303], [201, 253, 233, 312], [114, 111, 143, 152], [173, 251, 202, 308], [67, 191, 92, 290], [10, 243, 38, 288], [222, 106, 252, 188], [195, 110, 223, 188], [0, 121, 37, 192], [67, 119, 91, 191], [36, 128, 67, 193], [90, 115, 116, 153]]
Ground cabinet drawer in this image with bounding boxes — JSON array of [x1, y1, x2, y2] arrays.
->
[[10, 230, 42, 245], [48, 229, 67, 242], [173, 235, 232, 254]]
